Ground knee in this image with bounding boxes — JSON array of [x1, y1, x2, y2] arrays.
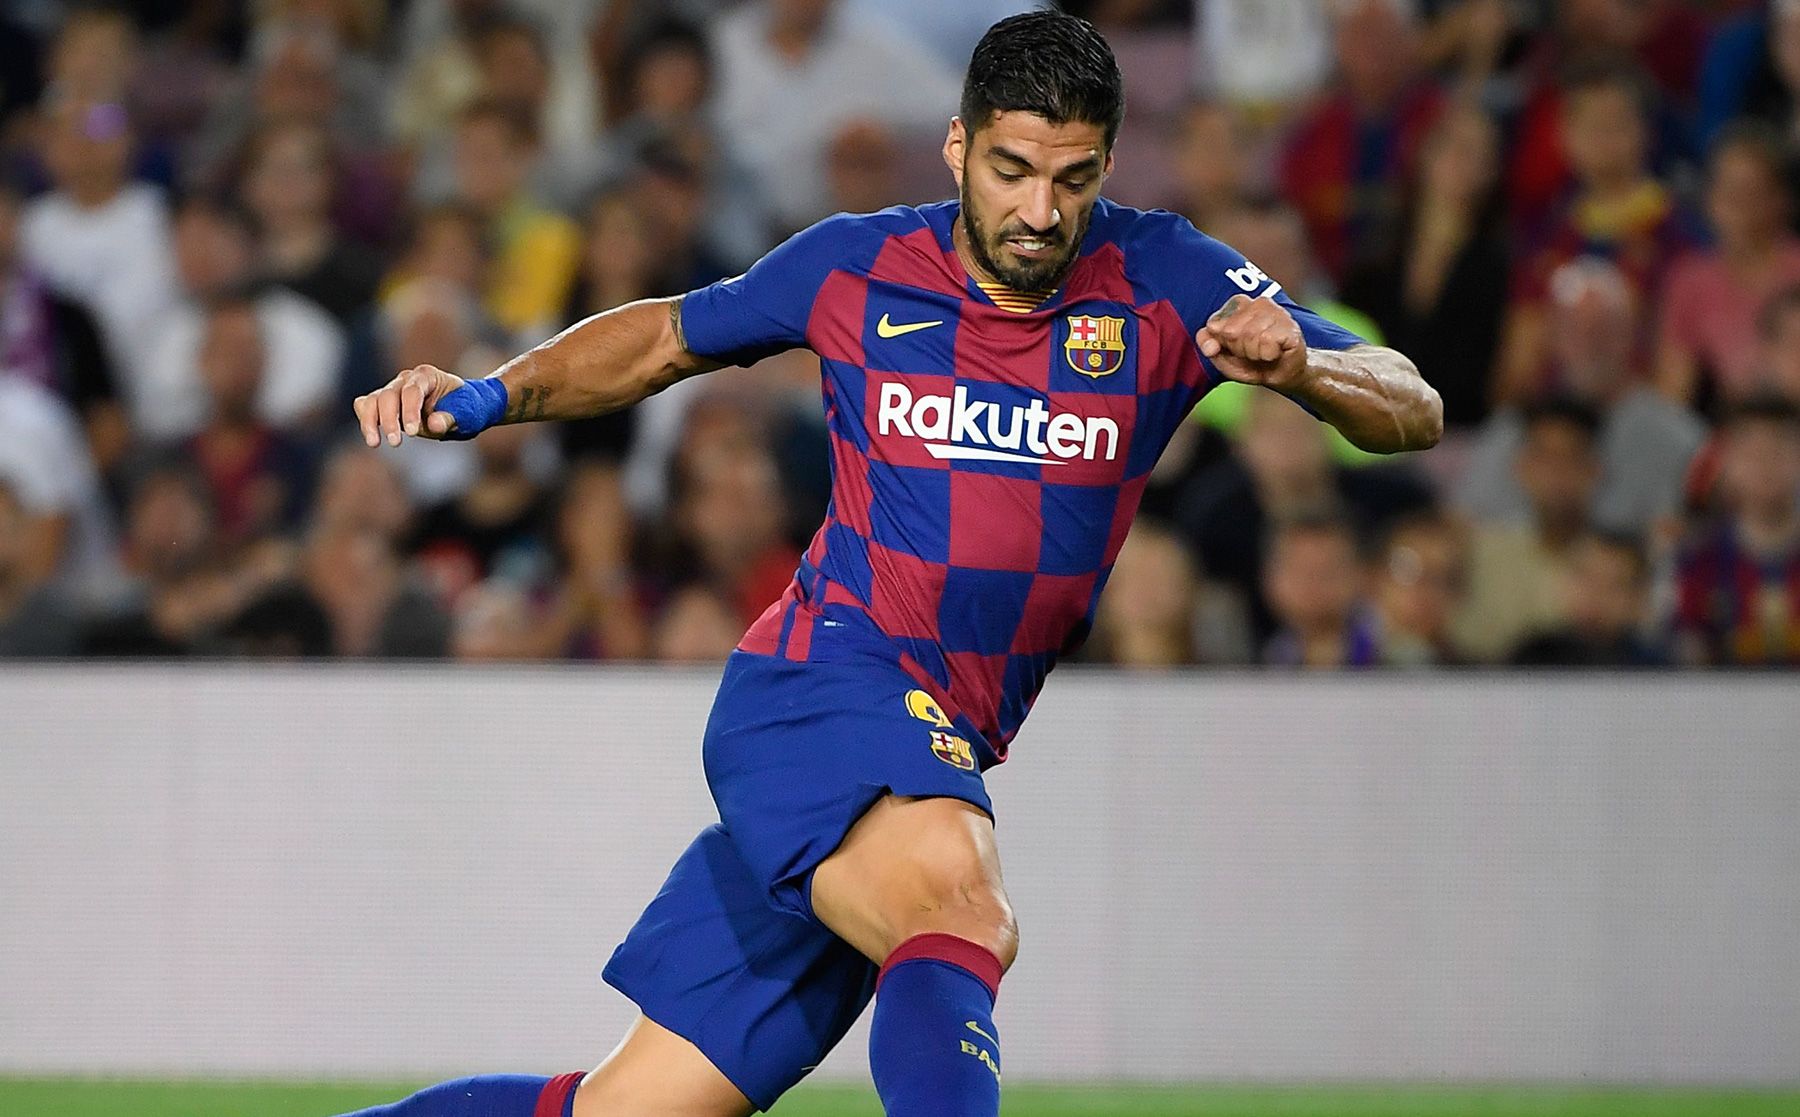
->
[[896, 843, 1019, 973]]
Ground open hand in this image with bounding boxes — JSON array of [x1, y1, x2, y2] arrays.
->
[[1195, 294, 1309, 392], [353, 364, 467, 447]]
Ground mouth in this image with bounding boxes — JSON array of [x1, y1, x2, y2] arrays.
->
[[1002, 235, 1059, 261]]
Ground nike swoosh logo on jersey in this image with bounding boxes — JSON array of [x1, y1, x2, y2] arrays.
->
[[877, 313, 943, 338]]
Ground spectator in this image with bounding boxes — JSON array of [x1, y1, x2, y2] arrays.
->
[[652, 583, 749, 662], [1757, 284, 1800, 403], [1495, 61, 1695, 405], [242, 119, 382, 328], [824, 119, 903, 216], [301, 522, 450, 658], [1671, 395, 1800, 666], [1452, 398, 1601, 661], [183, 296, 315, 545], [1656, 123, 1800, 409], [451, 578, 544, 660], [19, 95, 178, 387], [409, 421, 554, 600], [1278, 0, 1445, 282], [542, 460, 650, 660], [1343, 103, 1508, 432], [0, 478, 82, 657], [710, 0, 961, 232], [1088, 520, 1202, 667], [0, 176, 127, 475], [557, 190, 658, 463], [671, 440, 800, 626], [310, 442, 415, 549], [1174, 389, 1434, 644], [1167, 100, 1254, 236], [1458, 256, 1706, 536], [136, 194, 343, 441], [449, 100, 581, 342], [1511, 530, 1663, 666], [0, 374, 122, 607], [627, 144, 737, 293], [1261, 513, 1379, 668], [1368, 511, 1466, 667]]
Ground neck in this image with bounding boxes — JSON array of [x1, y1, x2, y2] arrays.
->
[[67, 179, 122, 208], [263, 221, 332, 273]]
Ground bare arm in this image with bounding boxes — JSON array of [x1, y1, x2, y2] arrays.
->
[[354, 296, 720, 446], [1196, 294, 1443, 454]]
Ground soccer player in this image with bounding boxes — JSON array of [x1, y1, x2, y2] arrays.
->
[[344, 13, 1441, 1117]]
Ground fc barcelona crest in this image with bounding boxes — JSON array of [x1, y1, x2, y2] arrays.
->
[[1064, 314, 1126, 378]]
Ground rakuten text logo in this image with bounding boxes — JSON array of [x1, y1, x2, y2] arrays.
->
[[875, 382, 1118, 466]]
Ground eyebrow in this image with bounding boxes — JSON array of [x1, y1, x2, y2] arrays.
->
[[986, 144, 1102, 179]]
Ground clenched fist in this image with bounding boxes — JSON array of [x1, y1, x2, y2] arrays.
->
[[1195, 294, 1309, 392], [353, 364, 467, 447]]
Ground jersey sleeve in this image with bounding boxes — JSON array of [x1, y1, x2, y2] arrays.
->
[[1135, 210, 1368, 362], [677, 213, 858, 368]]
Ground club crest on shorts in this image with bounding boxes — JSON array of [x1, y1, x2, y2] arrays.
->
[[930, 730, 976, 771], [904, 688, 952, 728], [1064, 314, 1126, 378]]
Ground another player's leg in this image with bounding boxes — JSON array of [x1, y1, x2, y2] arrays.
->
[[336, 1015, 751, 1117], [811, 794, 1017, 1117]]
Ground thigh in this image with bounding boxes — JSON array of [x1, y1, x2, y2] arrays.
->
[[573, 1015, 754, 1117], [603, 824, 878, 1112], [810, 794, 1017, 969]]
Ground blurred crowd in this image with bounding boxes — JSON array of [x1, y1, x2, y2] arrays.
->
[[0, 0, 1798, 670]]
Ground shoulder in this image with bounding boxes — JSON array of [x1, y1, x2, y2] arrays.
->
[[1086, 199, 1252, 299], [765, 204, 938, 273]]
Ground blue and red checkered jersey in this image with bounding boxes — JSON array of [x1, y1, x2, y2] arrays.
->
[[680, 198, 1365, 764]]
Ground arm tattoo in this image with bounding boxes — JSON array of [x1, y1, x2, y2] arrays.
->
[[669, 296, 690, 354], [504, 385, 550, 423]]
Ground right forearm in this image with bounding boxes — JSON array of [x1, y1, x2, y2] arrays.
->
[[490, 296, 717, 424]]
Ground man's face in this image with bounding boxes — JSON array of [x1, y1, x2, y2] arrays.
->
[[1517, 419, 1600, 528], [946, 111, 1110, 293], [199, 306, 265, 420], [454, 116, 528, 211], [1722, 418, 1800, 518], [1561, 85, 1647, 187], [1268, 528, 1361, 634], [1565, 538, 1644, 638]]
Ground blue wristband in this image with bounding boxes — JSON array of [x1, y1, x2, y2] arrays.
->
[[435, 377, 509, 440]]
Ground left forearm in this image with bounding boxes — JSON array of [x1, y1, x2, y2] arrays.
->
[[1284, 345, 1443, 454]]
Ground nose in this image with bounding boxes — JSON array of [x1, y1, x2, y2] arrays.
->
[[1017, 180, 1059, 236]]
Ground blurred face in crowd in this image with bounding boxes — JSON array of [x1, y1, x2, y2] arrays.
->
[[678, 445, 785, 575], [1706, 141, 1791, 253], [1547, 258, 1637, 399], [1332, 0, 1419, 106], [1560, 0, 1646, 49], [198, 303, 266, 423], [1239, 392, 1332, 501], [42, 99, 132, 203], [1095, 525, 1198, 667], [581, 193, 655, 299], [1266, 523, 1361, 637], [408, 210, 486, 294], [1211, 206, 1312, 295], [558, 461, 633, 575], [1720, 416, 1800, 522], [453, 581, 537, 660], [477, 27, 549, 116], [246, 123, 333, 230], [1171, 102, 1248, 222], [632, 39, 710, 119], [254, 30, 341, 123], [1563, 535, 1645, 641], [653, 586, 745, 663], [453, 113, 531, 214], [49, 12, 134, 102], [1419, 105, 1499, 213], [826, 120, 900, 216], [946, 110, 1110, 294], [1560, 81, 1649, 191], [303, 525, 399, 655], [127, 471, 215, 580], [314, 446, 411, 544], [1374, 519, 1464, 645], [630, 160, 707, 263], [1516, 417, 1600, 536], [174, 205, 255, 297]]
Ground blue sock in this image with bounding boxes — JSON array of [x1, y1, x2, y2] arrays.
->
[[338, 1072, 582, 1117], [869, 934, 1004, 1117]]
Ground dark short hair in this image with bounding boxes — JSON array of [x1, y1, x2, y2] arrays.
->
[[1521, 395, 1603, 442], [961, 11, 1125, 148]]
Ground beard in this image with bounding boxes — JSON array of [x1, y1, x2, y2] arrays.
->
[[959, 176, 1089, 294]]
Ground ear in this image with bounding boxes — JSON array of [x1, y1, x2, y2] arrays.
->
[[1102, 148, 1115, 181], [943, 117, 967, 187]]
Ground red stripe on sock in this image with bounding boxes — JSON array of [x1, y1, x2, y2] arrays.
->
[[877, 932, 1004, 1000], [533, 1072, 584, 1117]]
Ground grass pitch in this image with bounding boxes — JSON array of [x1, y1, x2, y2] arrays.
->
[[2, 1079, 1797, 1116]]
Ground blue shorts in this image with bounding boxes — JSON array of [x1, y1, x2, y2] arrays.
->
[[602, 650, 994, 1110]]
